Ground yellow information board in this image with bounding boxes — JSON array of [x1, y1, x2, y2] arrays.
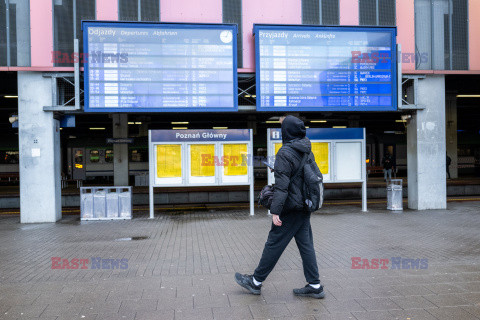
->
[[156, 145, 182, 178], [224, 144, 248, 176], [311, 142, 329, 174], [191, 144, 215, 177], [274, 143, 282, 155]]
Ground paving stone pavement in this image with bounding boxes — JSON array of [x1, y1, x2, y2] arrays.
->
[[0, 201, 480, 319]]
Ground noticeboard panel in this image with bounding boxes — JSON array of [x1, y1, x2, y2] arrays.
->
[[254, 25, 397, 111], [335, 142, 362, 181], [83, 21, 238, 112]]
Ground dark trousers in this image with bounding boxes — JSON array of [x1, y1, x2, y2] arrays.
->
[[253, 212, 320, 284]]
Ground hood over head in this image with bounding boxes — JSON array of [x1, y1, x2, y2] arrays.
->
[[281, 115, 311, 154]]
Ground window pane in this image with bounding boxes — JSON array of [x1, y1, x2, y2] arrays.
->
[[431, 0, 449, 69], [322, 0, 339, 25], [119, 0, 138, 21], [53, 0, 74, 67], [414, 0, 432, 69], [76, 0, 95, 54], [302, 0, 320, 25], [222, 0, 242, 68], [105, 150, 114, 163], [452, 0, 468, 70], [9, 0, 31, 67], [141, 0, 159, 21], [378, 0, 395, 25], [89, 150, 100, 163], [359, 0, 376, 25], [0, 1, 7, 66]]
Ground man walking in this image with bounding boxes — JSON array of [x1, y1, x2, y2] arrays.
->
[[234, 115, 324, 299]]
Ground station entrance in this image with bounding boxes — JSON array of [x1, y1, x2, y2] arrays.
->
[[1, 21, 479, 221]]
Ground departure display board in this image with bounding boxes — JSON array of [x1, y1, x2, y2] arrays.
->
[[254, 25, 397, 111], [83, 22, 238, 112]]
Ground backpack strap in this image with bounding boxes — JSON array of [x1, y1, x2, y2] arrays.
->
[[291, 153, 308, 179]]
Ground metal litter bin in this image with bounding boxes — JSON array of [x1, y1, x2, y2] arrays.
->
[[80, 187, 132, 220], [387, 179, 403, 211]]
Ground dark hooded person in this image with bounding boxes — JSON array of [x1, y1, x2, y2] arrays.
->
[[235, 115, 324, 299]]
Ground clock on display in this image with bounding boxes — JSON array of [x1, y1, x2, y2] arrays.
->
[[220, 30, 233, 44]]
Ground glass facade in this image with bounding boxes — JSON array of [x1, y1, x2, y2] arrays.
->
[[223, 0, 243, 68], [415, 0, 468, 70], [53, 0, 95, 67], [119, 0, 160, 22], [302, 0, 339, 25], [0, 0, 30, 67], [359, 0, 396, 26]]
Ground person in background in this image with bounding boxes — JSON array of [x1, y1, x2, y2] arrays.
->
[[446, 153, 452, 179], [382, 152, 394, 181]]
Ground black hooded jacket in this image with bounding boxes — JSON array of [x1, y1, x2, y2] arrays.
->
[[270, 116, 313, 216]]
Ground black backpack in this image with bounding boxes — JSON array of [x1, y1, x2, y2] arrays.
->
[[293, 152, 324, 213], [258, 151, 324, 212]]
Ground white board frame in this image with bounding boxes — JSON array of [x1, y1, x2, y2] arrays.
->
[[149, 130, 255, 218], [267, 128, 367, 212]]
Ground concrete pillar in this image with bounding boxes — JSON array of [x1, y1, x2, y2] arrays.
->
[[113, 114, 129, 186], [407, 75, 447, 210], [18, 72, 61, 222], [446, 94, 458, 179]]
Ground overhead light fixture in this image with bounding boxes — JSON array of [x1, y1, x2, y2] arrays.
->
[[4, 95, 18, 98], [135, 122, 142, 125], [456, 94, 480, 98], [172, 127, 188, 129], [311, 120, 327, 123], [252, 95, 256, 98], [128, 122, 135, 125], [245, 95, 251, 98], [332, 126, 347, 128], [172, 121, 189, 124], [89, 128, 105, 130], [266, 120, 280, 124], [305, 126, 309, 128], [395, 119, 407, 123], [213, 127, 228, 129]]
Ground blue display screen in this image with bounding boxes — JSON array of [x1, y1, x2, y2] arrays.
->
[[254, 25, 397, 111], [83, 22, 238, 112]]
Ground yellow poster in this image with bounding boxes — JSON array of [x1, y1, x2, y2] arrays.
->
[[311, 142, 329, 174], [191, 144, 215, 177], [224, 144, 248, 176], [274, 143, 282, 155], [156, 145, 182, 178]]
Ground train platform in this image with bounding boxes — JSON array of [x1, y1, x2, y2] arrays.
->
[[0, 201, 480, 319], [2, 177, 480, 209]]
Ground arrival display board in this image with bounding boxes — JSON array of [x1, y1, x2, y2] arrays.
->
[[83, 21, 238, 112], [255, 25, 397, 111], [267, 128, 367, 211], [148, 129, 254, 217]]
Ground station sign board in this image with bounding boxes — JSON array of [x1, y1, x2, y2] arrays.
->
[[255, 25, 397, 111], [268, 128, 366, 183], [148, 129, 255, 216], [267, 127, 367, 211], [83, 21, 238, 112]]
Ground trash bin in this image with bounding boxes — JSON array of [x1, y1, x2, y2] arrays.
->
[[80, 189, 94, 219], [106, 190, 119, 218], [93, 189, 107, 218], [387, 179, 403, 211], [119, 189, 132, 218], [81, 187, 132, 220]]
